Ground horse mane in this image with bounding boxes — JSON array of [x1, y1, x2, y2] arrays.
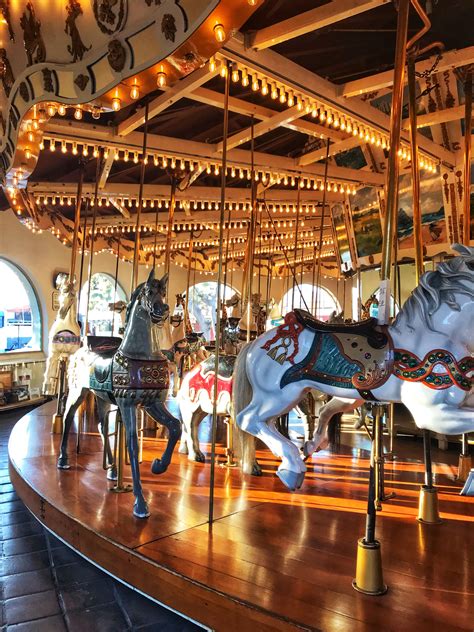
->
[[125, 283, 144, 327], [392, 244, 474, 333]]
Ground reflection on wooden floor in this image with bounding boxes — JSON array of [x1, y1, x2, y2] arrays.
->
[[8, 402, 474, 632]]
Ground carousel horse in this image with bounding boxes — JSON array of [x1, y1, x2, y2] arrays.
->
[[178, 352, 329, 468], [43, 276, 81, 396], [233, 244, 474, 490], [57, 270, 182, 518]]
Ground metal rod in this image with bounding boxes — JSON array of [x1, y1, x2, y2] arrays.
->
[[365, 445, 377, 545], [209, 61, 230, 526], [380, 0, 410, 282], [69, 161, 84, 284], [291, 181, 301, 310], [423, 429, 434, 488], [163, 177, 177, 298], [84, 151, 103, 334], [152, 191, 160, 269], [463, 69, 472, 246], [315, 140, 331, 315], [131, 102, 150, 293], [246, 117, 257, 343], [408, 54, 424, 283], [112, 239, 120, 336], [78, 198, 90, 300], [461, 433, 469, 457]]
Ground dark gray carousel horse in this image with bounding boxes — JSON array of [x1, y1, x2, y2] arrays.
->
[[57, 270, 181, 518]]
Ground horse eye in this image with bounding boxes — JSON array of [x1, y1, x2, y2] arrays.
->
[[466, 261, 474, 271]]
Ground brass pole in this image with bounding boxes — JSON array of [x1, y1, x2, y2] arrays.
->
[[315, 140, 331, 316], [69, 161, 84, 283], [408, 54, 424, 283], [209, 61, 230, 526], [185, 229, 194, 316], [380, 0, 410, 282], [463, 69, 472, 246], [131, 102, 150, 292], [84, 150, 103, 334], [291, 181, 301, 310], [112, 239, 120, 336], [246, 118, 258, 343], [163, 177, 177, 298]]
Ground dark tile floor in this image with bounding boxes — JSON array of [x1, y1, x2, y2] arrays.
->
[[0, 406, 204, 632]]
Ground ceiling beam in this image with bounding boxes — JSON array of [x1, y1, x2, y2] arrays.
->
[[298, 136, 362, 166], [402, 105, 474, 130], [248, 0, 390, 50], [44, 119, 382, 186], [215, 105, 303, 152], [117, 64, 219, 136], [190, 87, 346, 141], [340, 45, 474, 98], [98, 151, 115, 189], [223, 35, 456, 166]]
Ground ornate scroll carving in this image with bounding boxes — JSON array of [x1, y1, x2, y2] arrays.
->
[[93, 0, 128, 35], [74, 73, 89, 91], [65, 0, 91, 62], [42, 68, 54, 93], [20, 3, 46, 66], [0, 1, 14, 42], [107, 39, 126, 72], [0, 48, 14, 97]]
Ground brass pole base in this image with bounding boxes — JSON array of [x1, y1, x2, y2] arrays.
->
[[417, 485, 442, 524], [457, 454, 472, 482], [51, 414, 63, 435], [110, 484, 133, 494], [352, 538, 388, 596]]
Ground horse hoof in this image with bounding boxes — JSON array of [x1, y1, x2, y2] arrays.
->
[[276, 469, 304, 491], [57, 458, 70, 470], [194, 452, 205, 463], [251, 461, 263, 476], [151, 458, 167, 475], [107, 467, 118, 481], [133, 501, 150, 519]]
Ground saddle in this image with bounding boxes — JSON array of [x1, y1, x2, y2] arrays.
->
[[294, 309, 387, 350], [87, 335, 122, 356]]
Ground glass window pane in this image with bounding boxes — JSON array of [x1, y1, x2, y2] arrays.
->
[[281, 284, 339, 322], [0, 259, 41, 353], [186, 282, 236, 342], [79, 273, 126, 336]]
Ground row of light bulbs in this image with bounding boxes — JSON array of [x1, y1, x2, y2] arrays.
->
[[210, 57, 439, 174], [39, 136, 360, 194], [209, 245, 335, 261], [35, 192, 328, 215]]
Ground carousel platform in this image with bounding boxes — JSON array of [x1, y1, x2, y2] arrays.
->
[[8, 401, 474, 632]]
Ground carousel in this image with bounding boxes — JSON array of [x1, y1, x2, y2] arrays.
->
[[3, 0, 474, 629]]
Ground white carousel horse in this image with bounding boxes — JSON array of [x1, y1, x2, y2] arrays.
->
[[43, 277, 81, 396], [233, 244, 474, 490], [57, 271, 182, 518]]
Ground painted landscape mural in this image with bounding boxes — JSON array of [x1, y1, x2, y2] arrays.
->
[[331, 204, 354, 272], [350, 187, 383, 258], [397, 172, 446, 248]]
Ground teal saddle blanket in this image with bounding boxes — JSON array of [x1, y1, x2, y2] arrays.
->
[[281, 332, 363, 390]]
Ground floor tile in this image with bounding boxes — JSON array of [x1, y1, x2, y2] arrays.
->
[[59, 578, 116, 612], [54, 560, 106, 587], [50, 544, 82, 567], [115, 583, 193, 629], [3, 567, 55, 599], [0, 550, 50, 576], [4, 589, 61, 625], [6, 614, 67, 632], [3, 533, 48, 556], [3, 519, 43, 540], [65, 603, 128, 632], [0, 499, 24, 514], [1, 510, 35, 526]]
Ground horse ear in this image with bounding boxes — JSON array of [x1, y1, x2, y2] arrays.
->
[[147, 268, 155, 284], [159, 273, 169, 289]]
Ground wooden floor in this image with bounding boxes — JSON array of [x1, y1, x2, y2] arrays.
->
[[8, 402, 474, 632]]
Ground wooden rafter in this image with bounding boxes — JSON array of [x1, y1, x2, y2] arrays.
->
[[248, 0, 390, 50]]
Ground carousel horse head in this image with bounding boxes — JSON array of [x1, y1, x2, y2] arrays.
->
[[125, 269, 169, 329], [57, 275, 76, 320]]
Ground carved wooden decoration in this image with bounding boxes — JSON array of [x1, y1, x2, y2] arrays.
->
[[20, 2, 46, 66], [0, 0, 259, 192], [65, 0, 91, 62]]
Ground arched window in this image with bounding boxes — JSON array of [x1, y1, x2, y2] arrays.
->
[[186, 282, 236, 342], [79, 273, 126, 336], [281, 284, 339, 322], [0, 259, 41, 353]]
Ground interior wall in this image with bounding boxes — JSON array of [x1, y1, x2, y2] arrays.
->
[[0, 209, 353, 367]]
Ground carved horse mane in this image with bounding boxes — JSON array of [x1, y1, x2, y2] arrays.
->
[[392, 244, 474, 333]]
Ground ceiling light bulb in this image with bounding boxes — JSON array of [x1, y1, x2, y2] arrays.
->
[[58, 104, 67, 116], [130, 83, 140, 100], [279, 87, 286, 103], [271, 83, 278, 99], [27, 131, 34, 143], [72, 142, 78, 155], [241, 69, 249, 87], [157, 70, 167, 88], [287, 91, 294, 107], [112, 97, 121, 112], [47, 104, 56, 117], [50, 139, 56, 152], [261, 79, 268, 96], [231, 65, 239, 82], [209, 57, 216, 72], [252, 75, 259, 91], [61, 142, 67, 153], [214, 23, 226, 43], [25, 147, 31, 159], [74, 106, 82, 120]]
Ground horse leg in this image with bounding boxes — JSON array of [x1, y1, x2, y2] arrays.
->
[[189, 408, 207, 462], [96, 398, 117, 481], [304, 397, 362, 457], [117, 400, 149, 519], [57, 388, 87, 469], [144, 402, 181, 475], [178, 399, 194, 456], [237, 400, 306, 491], [402, 385, 474, 435]]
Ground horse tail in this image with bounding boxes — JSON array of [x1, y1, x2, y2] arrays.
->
[[232, 342, 255, 475], [327, 411, 342, 452]]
